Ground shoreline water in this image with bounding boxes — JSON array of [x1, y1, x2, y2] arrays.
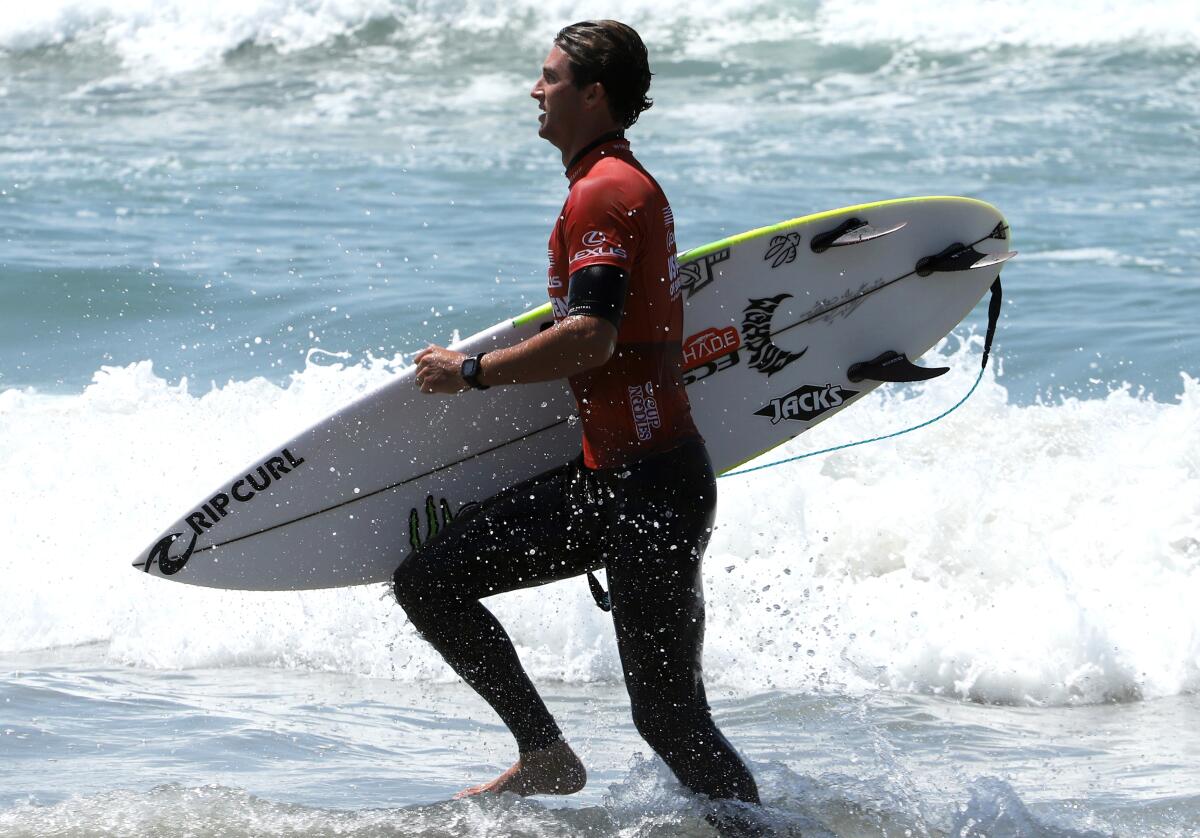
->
[[2, 1, 1199, 834], [5, 644, 1200, 836]]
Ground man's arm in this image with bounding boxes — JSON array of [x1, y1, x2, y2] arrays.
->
[[415, 262, 627, 394], [414, 315, 616, 394]]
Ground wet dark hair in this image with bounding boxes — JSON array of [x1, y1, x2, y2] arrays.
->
[[554, 20, 653, 129]]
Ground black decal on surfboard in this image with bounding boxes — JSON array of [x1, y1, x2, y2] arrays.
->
[[682, 350, 740, 386], [145, 530, 199, 575], [755, 384, 858, 425], [741, 295, 807, 377], [989, 222, 1009, 240], [763, 233, 801, 268], [408, 496, 479, 552], [677, 247, 730, 299], [177, 447, 307, 539]]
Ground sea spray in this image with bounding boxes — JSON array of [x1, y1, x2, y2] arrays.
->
[[3, 339, 1198, 706]]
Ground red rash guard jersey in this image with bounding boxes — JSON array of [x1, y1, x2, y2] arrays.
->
[[548, 137, 700, 469]]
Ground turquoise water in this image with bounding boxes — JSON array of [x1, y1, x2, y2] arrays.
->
[[2, 2, 1197, 399], [3, 1, 1200, 836]]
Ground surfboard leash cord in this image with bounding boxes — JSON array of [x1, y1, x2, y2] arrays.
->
[[719, 277, 1002, 479]]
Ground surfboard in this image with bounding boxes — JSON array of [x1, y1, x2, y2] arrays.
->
[[132, 196, 1014, 591]]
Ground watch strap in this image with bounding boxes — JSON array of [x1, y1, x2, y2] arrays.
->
[[462, 352, 489, 390]]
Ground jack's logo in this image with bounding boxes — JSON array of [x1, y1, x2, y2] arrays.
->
[[764, 233, 801, 268], [143, 530, 199, 575], [408, 495, 478, 552], [755, 383, 857, 424], [741, 295, 807, 377], [677, 247, 730, 299]]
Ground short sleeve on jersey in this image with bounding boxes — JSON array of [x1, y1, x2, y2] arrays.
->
[[563, 178, 638, 274]]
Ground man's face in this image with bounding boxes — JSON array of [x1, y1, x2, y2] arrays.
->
[[531, 45, 588, 149]]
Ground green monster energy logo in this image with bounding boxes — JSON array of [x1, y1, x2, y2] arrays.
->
[[408, 495, 477, 551]]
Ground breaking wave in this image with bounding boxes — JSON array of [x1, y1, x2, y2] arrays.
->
[[2, 337, 1198, 707]]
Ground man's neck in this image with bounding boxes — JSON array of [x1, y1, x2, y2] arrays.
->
[[561, 127, 625, 170]]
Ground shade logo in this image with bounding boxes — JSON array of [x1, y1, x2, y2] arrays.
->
[[741, 294, 807, 376], [683, 326, 740, 371], [755, 383, 857, 424]]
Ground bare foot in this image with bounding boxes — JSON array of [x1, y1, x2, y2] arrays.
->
[[454, 740, 586, 798]]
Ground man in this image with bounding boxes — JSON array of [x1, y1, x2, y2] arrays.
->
[[397, 19, 759, 810]]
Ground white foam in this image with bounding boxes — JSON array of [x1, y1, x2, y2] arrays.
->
[[814, 0, 1200, 51], [0, 0, 394, 73], [0, 0, 753, 74], [3, 0, 1193, 76], [2, 339, 1198, 706]]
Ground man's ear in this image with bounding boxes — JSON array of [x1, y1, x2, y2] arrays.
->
[[583, 81, 607, 110]]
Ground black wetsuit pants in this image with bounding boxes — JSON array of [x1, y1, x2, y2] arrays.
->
[[392, 439, 759, 804]]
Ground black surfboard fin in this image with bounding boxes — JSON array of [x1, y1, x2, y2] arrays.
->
[[810, 217, 907, 254], [847, 351, 949, 384], [587, 570, 612, 612], [916, 243, 1017, 277]]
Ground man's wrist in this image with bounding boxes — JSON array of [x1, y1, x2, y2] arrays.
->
[[461, 352, 490, 390]]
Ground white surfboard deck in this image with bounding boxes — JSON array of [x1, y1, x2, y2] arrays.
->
[[133, 196, 1012, 591]]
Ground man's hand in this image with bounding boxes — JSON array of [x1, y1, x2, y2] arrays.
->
[[414, 344, 469, 394]]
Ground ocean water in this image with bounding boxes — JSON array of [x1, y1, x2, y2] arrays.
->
[[2, 0, 1199, 835]]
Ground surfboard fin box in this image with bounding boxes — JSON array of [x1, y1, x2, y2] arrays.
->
[[847, 351, 949, 384], [916, 243, 1017, 277], [810, 217, 907, 254]]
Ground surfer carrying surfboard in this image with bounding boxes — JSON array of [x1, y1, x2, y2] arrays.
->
[[400, 20, 760, 811]]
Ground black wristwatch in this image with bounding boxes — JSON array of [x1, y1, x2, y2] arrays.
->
[[461, 352, 489, 390]]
